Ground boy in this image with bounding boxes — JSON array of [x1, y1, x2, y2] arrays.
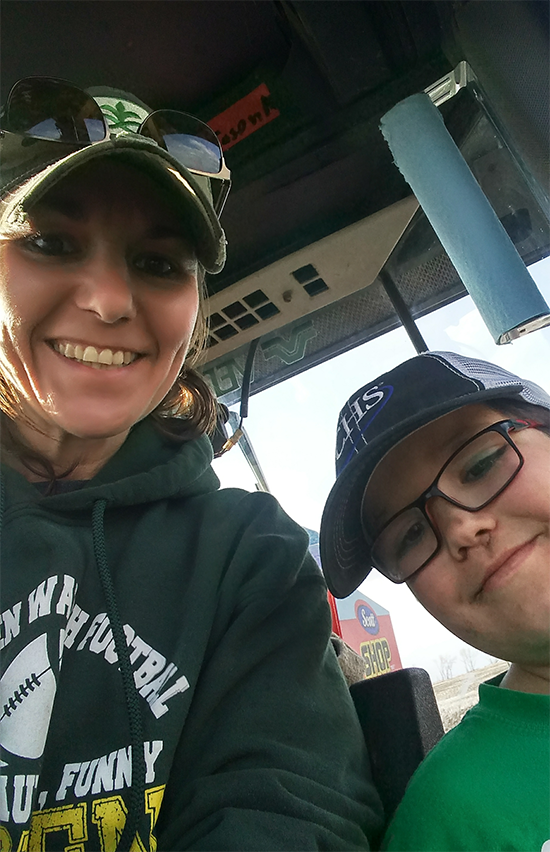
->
[[320, 350, 550, 850]]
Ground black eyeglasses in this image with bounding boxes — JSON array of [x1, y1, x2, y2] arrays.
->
[[365, 419, 541, 584], [0, 76, 231, 214]]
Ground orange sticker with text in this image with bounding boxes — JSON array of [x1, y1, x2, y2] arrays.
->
[[208, 84, 280, 151]]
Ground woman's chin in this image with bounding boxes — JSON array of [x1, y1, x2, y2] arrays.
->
[[21, 405, 142, 447]]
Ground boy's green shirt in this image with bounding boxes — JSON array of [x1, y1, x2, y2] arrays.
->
[[383, 673, 550, 851]]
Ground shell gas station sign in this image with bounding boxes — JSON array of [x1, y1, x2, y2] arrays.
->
[[335, 592, 402, 679]]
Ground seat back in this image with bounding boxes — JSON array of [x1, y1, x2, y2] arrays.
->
[[350, 667, 444, 821]]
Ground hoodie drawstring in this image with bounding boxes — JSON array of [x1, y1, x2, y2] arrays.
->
[[92, 499, 146, 852]]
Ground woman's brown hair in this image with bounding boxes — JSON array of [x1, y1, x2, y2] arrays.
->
[[150, 267, 218, 441]]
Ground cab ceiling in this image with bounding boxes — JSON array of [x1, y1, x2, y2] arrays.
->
[[1, 0, 449, 292]]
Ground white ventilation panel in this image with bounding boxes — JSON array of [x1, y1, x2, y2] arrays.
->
[[204, 195, 418, 362]]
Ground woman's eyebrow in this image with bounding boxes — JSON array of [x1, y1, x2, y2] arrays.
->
[[145, 225, 190, 242], [27, 205, 194, 250], [30, 195, 85, 220], [145, 226, 197, 259]]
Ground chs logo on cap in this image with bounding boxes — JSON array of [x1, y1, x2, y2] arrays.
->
[[336, 384, 393, 468]]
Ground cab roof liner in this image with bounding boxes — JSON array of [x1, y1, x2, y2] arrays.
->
[[2, 1, 548, 399]]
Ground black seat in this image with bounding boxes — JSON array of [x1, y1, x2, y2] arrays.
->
[[350, 667, 444, 823]]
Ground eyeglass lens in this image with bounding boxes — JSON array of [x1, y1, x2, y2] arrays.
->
[[139, 110, 223, 174], [372, 428, 521, 582], [7, 78, 106, 144]]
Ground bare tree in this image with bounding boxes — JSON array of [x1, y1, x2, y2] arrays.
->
[[436, 654, 456, 680], [460, 646, 477, 672]]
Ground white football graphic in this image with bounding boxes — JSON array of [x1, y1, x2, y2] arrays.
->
[[0, 633, 57, 759]]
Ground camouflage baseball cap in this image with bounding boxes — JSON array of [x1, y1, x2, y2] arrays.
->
[[0, 80, 228, 273]]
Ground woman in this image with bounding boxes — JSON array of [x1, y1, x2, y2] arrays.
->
[[0, 77, 382, 852]]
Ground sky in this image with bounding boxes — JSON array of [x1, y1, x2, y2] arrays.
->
[[212, 258, 550, 681]]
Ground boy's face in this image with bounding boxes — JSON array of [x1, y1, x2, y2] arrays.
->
[[363, 403, 550, 667]]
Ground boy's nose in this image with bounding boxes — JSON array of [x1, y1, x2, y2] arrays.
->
[[427, 497, 496, 559]]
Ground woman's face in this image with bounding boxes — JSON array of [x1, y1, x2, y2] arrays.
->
[[0, 160, 200, 446]]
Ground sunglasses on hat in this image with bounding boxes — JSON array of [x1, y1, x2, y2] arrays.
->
[[0, 76, 231, 214]]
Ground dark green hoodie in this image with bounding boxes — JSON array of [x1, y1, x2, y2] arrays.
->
[[0, 419, 382, 851]]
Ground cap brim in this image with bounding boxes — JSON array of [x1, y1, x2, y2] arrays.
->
[[320, 383, 526, 598], [1, 135, 226, 273]]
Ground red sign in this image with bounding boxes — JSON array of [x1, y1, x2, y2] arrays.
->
[[208, 83, 280, 151], [336, 594, 403, 680]]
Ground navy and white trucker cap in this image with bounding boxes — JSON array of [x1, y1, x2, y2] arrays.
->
[[320, 351, 550, 598]]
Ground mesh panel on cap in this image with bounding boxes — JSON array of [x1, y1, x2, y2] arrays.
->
[[520, 384, 550, 408], [432, 350, 550, 409], [433, 351, 525, 389]]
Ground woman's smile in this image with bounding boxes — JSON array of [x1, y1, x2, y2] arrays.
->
[[50, 340, 142, 367]]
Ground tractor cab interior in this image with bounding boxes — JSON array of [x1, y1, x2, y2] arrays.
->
[[2, 0, 548, 826]]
